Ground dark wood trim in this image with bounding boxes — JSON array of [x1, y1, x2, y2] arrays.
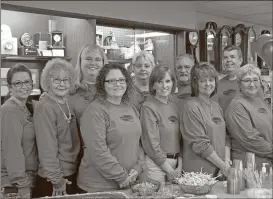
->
[[1, 55, 72, 61], [215, 25, 233, 72], [1, 3, 192, 33]]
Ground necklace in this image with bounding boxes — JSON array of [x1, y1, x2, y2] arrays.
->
[[199, 97, 213, 116], [45, 93, 72, 123], [10, 96, 32, 121]]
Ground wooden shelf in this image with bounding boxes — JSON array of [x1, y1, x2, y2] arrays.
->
[[1, 55, 72, 61], [108, 59, 132, 64]]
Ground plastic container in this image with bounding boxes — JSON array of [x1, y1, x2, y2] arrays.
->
[[233, 159, 245, 191], [227, 167, 240, 195]]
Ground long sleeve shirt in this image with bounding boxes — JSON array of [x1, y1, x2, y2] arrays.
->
[[218, 76, 264, 113], [170, 84, 192, 113], [68, 84, 96, 123], [33, 95, 80, 185], [78, 99, 143, 192], [180, 97, 226, 175], [132, 85, 150, 112], [140, 96, 181, 167], [225, 93, 272, 171], [1, 98, 38, 194]]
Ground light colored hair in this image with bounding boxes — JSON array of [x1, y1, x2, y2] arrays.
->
[[132, 51, 155, 67], [175, 53, 195, 62], [237, 63, 262, 83], [40, 58, 76, 92], [74, 44, 108, 89]]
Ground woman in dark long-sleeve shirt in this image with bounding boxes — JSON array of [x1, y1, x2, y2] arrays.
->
[[225, 64, 272, 171]]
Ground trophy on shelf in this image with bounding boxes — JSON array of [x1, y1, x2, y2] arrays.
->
[[18, 33, 39, 56]]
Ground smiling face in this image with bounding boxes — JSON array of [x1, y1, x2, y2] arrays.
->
[[133, 56, 153, 81], [9, 72, 33, 101], [223, 49, 243, 73], [154, 72, 174, 99], [81, 50, 104, 81], [48, 69, 71, 99], [104, 69, 127, 100], [197, 74, 216, 97], [175, 57, 194, 84], [239, 72, 261, 98]]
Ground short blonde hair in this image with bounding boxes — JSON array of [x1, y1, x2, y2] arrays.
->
[[237, 63, 262, 83], [75, 44, 108, 87], [132, 51, 155, 67], [40, 58, 76, 92]]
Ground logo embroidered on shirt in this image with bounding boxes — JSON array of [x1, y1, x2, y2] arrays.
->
[[168, 116, 179, 123], [211, 117, 222, 125], [258, 108, 267, 114], [223, 89, 236, 95], [120, 115, 134, 122], [177, 93, 191, 99]]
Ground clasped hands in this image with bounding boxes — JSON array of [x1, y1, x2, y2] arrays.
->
[[119, 169, 139, 188]]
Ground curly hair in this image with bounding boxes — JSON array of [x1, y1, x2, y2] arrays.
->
[[94, 63, 134, 104], [191, 62, 219, 97], [149, 64, 177, 96], [40, 58, 76, 92], [237, 63, 262, 83], [73, 44, 108, 93]]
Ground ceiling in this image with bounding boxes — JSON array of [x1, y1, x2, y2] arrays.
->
[[194, 1, 272, 27]]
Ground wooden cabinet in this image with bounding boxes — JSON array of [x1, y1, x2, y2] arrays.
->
[[199, 22, 218, 65]]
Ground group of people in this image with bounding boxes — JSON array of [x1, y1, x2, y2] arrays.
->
[[1, 43, 272, 198]]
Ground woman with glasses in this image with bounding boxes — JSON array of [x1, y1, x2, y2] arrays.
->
[[225, 64, 272, 171], [1, 64, 37, 198], [78, 64, 143, 193], [131, 51, 155, 111], [181, 62, 230, 177], [33, 58, 80, 197], [140, 65, 182, 183]]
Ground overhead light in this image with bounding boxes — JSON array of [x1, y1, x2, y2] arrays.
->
[[126, 32, 169, 38]]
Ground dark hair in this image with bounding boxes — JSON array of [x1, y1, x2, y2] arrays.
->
[[94, 63, 134, 103], [4, 63, 34, 115], [149, 64, 177, 96], [223, 45, 243, 58], [191, 62, 219, 97]]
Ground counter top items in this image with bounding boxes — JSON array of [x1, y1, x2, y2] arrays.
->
[[130, 181, 160, 196], [1, 24, 18, 55], [175, 170, 218, 195]]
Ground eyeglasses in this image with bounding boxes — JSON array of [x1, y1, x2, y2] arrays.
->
[[11, 80, 33, 88], [104, 78, 126, 85], [241, 79, 260, 85], [51, 77, 71, 85]]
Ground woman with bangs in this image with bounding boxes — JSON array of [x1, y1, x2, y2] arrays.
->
[[69, 44, 108, 122], [131, 51, 155, 111], [180, 62, 230, 177], [225, 64, 272, 172], [140, 65, 182, 184]]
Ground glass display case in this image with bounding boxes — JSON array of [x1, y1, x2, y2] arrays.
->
[[215, 25, 233, 73], [199, 22, 218, 65]]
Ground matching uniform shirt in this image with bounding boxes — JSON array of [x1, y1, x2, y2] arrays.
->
[[225, 94, 272, 171], [180, 97, 227, 175], [140, 96, 182, 167], [33, 95, 80, 185], [78, 99, 143, 192], [1, 97, 38, 194]]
